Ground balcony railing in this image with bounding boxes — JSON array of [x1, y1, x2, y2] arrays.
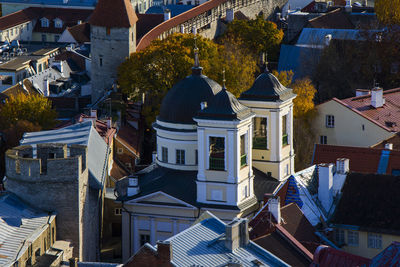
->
[[240, 154, 247, 167], [209, 157, 224, 171], [253, 137, 267, 149], [282, 134, 288, 146]]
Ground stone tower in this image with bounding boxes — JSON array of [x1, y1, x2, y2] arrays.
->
[[5, 144, 92, 260], [89, 0, 138, 103]]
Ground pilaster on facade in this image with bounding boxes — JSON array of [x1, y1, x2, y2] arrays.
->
[[197, 128, 206, 181], [270, 110, 278, 162], [150, 217, 156, 245], [227, 130, 235, 183]]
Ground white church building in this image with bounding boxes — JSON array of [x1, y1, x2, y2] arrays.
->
[[117, 50, 296, 261]]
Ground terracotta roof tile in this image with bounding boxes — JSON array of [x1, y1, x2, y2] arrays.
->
[[372, 133, 400, 151], [67, 22, 91, 43], [312, 246, 371, 267], [89, 0, 138, 28], [111, 159, 130, 180], [335, 88, 400, 132]]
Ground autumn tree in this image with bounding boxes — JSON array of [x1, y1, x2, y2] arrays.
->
[[273, 70, 317, 170], [118, 33, 256, 126], [219, 16, 284, 61], [375, 0, 400, 25], [0, 93, 57, 130]]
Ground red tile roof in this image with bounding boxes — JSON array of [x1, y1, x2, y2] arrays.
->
[[0, 7, 37, 30], [78, 114, 116, 145], [116, 124, 141, 157], [89, 0, 138, 28], [311, 245, 371, 267], [333, 88, 400, 132], [137, 0, 228, 51], [67, 22, 91, 43], [32, 8, 92, 34], [111, 159, 130, 180], [313, 144, 400, 175]]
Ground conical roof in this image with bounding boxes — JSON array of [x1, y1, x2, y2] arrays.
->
[[196, 88, 253, 121], [89, 0, 138, 28], [239, 70, 295, 102]]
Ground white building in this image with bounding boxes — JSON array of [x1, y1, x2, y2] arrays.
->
[[116, 51, 296, 261]]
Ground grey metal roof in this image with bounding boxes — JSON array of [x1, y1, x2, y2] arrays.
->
[[162, 212, 290, 267], [0, 192, 55, 267], [196, 88, 253, 121], [20, 120, 108, 190], [297, 28, 363, 46]]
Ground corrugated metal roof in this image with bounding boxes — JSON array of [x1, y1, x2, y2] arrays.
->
[[20, 120, 108, 189], [163, 212, 290, 267], [297, 28, 363, 46], [0, 192, 55, 267]]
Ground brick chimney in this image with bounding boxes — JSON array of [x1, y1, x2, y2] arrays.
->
[[318, 164, 334, 213], [371, 87, 385, 108], [225, 218, 249, 251], [157, 240, 172, 263], [268, 197, 281, 224]]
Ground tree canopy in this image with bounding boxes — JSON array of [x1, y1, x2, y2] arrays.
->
[[118, 33, 257, 125], [0, 93, 57, 130], [219, 16, 284, 61], [375, 0, 400, 25]]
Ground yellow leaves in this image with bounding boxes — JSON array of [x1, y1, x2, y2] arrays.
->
[[375, 0, 400, 25], [272, 70, 293, 87], [0, 93, 57, 130], [292, 78, 316, 118]]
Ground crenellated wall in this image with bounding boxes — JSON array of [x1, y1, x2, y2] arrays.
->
[[5, 143, 92, 261]]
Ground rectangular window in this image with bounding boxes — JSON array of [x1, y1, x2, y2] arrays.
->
[[114, 208, 122, 215], [162, 147, 168, 162], [253, 117, 267, 149], [195, 149, 198, 165], [320, 136, 327, 144], [326, 115, 335, 128], [99, 57, 103, 67], [140, 234, 150, 246], [209, 136, 225, 170], [240, 134, 247, 167], [347, 230, 359, 247], [176, 149, 185, 165], [368, 233, 382, 249], [242, 185, 248, 199], [282, 115, 288, 146], [117, 147, 123, 154], [335, 229, 345, 246]]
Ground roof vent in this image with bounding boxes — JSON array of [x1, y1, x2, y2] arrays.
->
[[356, 89, 370, 97], [385, 143, 393, 150], [200, 101, 207, 110]]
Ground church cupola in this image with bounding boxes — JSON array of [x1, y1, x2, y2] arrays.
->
[[194, 81, 257, 209], [239, 69, 296, 181]]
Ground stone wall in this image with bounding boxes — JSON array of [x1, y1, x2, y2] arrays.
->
[[4, 144, 94, 261], [90, 25, 136, 103]]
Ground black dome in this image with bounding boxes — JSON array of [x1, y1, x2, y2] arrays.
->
[[239, 71, 295, 102], [158, 69, 222, 124]]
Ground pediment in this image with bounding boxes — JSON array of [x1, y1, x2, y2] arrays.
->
[[126, 191, 195, 208]]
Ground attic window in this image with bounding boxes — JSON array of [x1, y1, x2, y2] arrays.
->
[[54, 19, 63, 28], [41, 18, 49, 28]]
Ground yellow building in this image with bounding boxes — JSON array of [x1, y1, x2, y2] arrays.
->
[[315, 87, 400, 147], [330, 172, 400, 259]]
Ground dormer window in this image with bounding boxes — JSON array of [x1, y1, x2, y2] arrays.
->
[[54, 18, 63, 29], [41, 18, 49, 28]]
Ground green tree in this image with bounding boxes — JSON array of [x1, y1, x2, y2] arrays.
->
[[375, 0, 400, 25], [118, 33, 256, 126], [0, 93, 57, 130], [219, 16, 284, 61]]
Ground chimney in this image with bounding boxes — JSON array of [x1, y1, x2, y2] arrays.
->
[[164, 9, 171, 21], [356, 89, 370, 97], [385, 143, 393, 150], [345, 0, 352, 12], [77, 20, 82, 25], [268, 197, 281, 224], [324, 34, 332, 46], [226, 8, 234, 22], [200, 101, 207, 110], [43, 78, 49, 96], [157, 240, 172, 263], [336, 158, 349, 174], [106, 117, 112, 129], [371, 87, 385, 108], [127, 176, 140, 197], [225, 218, 249, 251], [318, 164, 334, 213], [90, 109, 97, 118]]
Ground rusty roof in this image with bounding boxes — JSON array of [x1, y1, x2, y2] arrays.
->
[[89, 0, 138, 28], [333, 88, 400, 132]]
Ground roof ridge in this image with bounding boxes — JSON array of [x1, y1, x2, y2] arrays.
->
[[308, 7, 342, 23]]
